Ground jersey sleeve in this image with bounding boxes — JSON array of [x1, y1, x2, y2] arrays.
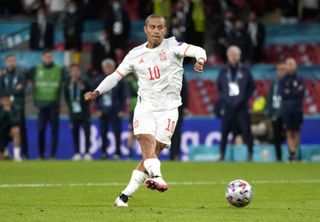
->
[[170, 37, 207, 62], [116, 52, 134, 78]]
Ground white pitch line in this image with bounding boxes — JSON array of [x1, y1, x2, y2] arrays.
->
[[1, 179, 320, 188]]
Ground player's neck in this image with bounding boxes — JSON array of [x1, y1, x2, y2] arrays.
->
[[146, 40, 162, 49]]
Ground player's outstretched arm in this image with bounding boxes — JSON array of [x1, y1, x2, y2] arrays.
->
[[84, 71, 123, 102]]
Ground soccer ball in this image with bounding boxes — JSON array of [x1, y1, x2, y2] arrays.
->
[[225, 179, 253, 207]]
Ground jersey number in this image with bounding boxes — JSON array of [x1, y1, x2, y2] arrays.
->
[[147, 66, 161, 80], [165, 118, 175, 133]]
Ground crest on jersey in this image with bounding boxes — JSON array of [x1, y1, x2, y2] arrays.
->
[[159, 51, 167, 61]]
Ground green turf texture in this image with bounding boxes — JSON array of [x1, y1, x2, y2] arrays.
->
[[0, 161, 319, 222]]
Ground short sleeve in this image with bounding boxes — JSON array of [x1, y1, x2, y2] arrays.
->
[[116, 52, 134, 78]]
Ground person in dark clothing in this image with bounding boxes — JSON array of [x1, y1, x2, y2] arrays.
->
[[63, 1, 83, 51], [28, 50, 63, 159], [0, 94, 22, 161], [247, 11, 265, 63], [212, 9, 234, 62], [29, 8, 54, 50], [0, 54, 28, 159], [279, 58, 305, 162], [90, 30, 116, 78], [170, 75, 188, 160], [95, 58, 126, 159], [266, 63, 287, 161], [227, 19, 253, 64], [217, 46, 255, 161], [104, 0, 131, 50], [65, 64, 92, 161]]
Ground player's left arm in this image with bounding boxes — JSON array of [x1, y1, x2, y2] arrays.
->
[[174, 42, 207, 73]]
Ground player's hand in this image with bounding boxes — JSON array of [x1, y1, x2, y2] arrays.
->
[[84, 91, 100, 102], [194, 59, 205, 73]]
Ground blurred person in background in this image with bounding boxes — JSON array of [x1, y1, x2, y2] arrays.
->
[[187, 0, 205, 47], [46, 0, 66, 26], [279, 58, 305, 162], [95, 59, 126, 159], [65, 64, 92, 161], [126, 72, 139, 159], [170, 75, 188, 160], [104, 0, 131, 50], [28, 50, 63, 159], [30, 7, 54, 50], [228, 18, 253, 64], [265, 63, 287, 161], [22, 0, 42, 15], [0, 54, 28, 159], [168, 0, 190, 42], [90, 30, 116, 79], [0, 94, 22, 161], [63, 1, 83, 51], [152, 0, 171, 23], [217, 46, 255, 161], [212, 9, 234, 62], [247, 11, 265, 63]]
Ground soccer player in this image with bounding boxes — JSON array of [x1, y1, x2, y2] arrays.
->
[[84, 14, 207, 207]]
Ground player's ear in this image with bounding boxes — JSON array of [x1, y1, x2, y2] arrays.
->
[[144, 25, 147, 34]]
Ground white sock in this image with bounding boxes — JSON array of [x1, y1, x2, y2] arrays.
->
[[144, 158, 162, 178], [122, 170, 149, 196], [13, 147, 21, 159]]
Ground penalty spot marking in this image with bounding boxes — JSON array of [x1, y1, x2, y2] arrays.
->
[[1, 179, 320, 188]]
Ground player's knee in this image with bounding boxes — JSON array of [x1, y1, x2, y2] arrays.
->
[[155, 142, 168, 156]]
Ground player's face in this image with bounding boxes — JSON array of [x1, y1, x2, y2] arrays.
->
[[144, 17, 167, 48], [6, 56, 16, 70], [286, 58, 297, 74], [103, 63, 115, 76], [1, 96, 11, 107], [276, 64, 287, 77]]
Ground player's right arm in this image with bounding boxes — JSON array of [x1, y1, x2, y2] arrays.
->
[[84, 53, 133, 102]]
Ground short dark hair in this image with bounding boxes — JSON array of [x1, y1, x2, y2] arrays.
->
[[5, 54, 16, 59], [70, 63, 80, 68], [144, 14, 166, 27], [42, 49, 52, 55]]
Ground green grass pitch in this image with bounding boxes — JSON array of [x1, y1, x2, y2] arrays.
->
[[0, 161, 320, 222]]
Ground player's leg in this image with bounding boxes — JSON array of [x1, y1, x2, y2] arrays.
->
[[114, 105, 156, 207], [71, 119, 81, 160], [10, 126, 22, 162]]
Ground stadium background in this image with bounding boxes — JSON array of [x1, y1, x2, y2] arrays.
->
[[1, 0, 320, 162]]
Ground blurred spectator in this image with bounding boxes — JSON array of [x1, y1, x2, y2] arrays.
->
[[22, 0, 42, 15], [300, 0, 319, 21], [125, 72, 138, 158], [227, 18, 253, 63], [0, 94, 22, 161], [104, 0, 131, 50], [91, 30, 116, 79], [28, 50, 63, 159], [188, 0, 206, 46], [247, 11, 265, 63], [0, 0, 23, 16], [217, 46, 255, 161], [0, 54, 29, 159], [138, 0, 153, 20], [29, 7, 54, 50], [169, 0, 190, 42], [64, 1, 83, 51], [279, 0, 299, 24], [64, 64, 92, 161], [152, 0, 171, 23], [170, 75, 188, 160], [212, 9, 234, 62], [46, 0, 66, 26], [279, 58, 305, 161], [265, 63, 287, 161], [95, 59, 126, 159]]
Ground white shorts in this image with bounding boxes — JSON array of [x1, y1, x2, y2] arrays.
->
[[133, 103, 179, 146]]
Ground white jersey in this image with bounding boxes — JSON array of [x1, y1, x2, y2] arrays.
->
[[96, 37, 207, 112]]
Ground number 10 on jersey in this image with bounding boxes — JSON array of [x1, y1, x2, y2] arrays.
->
[[148, 66, 161, 80]]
